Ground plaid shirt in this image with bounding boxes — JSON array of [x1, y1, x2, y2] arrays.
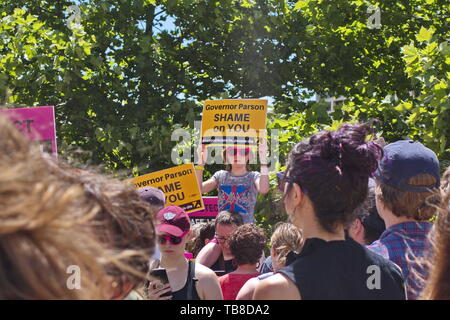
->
[[366, 221, 432, 300]]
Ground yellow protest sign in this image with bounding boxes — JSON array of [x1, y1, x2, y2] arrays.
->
[[201, 99, 268, 146], [133, 163, 204, 213]]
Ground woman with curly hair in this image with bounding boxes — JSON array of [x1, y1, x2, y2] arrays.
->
[[186, 222, 216, 259], [219, 224, 267, 300]]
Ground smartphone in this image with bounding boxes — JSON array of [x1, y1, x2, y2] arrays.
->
[[148, 268, 172, 297]]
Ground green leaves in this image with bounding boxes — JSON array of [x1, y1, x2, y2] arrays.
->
[[416, 27, 434, 42], [0, 0, 449, 173], [294, 0, 309, 11]]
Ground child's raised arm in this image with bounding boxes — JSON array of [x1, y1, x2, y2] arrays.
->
[[255, 139, 270, 194], [195, 144, 218, 194]]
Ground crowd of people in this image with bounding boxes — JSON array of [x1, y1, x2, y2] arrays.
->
[[1, 114, 449, 300]]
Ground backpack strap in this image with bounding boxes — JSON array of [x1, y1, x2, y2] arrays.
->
[[186, 260, 199, 300]]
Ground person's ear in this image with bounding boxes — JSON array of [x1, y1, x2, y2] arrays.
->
[[352, 218, 364, 236], [374, 187, 387, 221], [291, 183, 305, 208], [284, 182, 304, 216], [270, 247, 277, 258], [204, 238, 211, 245]]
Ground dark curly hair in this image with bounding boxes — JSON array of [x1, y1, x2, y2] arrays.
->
[[189, 221, 216, 258], [227, 224, 267, 266], [285, 122, 383, 233]]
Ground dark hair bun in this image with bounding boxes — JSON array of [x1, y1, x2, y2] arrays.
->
[[286, 122, 383, 233]]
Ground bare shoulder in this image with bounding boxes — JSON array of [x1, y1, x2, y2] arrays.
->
[[236, 277, 259, 300], [194, 262, 223, 300], [253, 273, 301, 300], [195, 262, 218, 279]]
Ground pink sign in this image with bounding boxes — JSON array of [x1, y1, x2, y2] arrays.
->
[[0, 106, 57, 154], [189, 196, 218, 218]]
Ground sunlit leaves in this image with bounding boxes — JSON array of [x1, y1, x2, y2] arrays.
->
[[416, 26, 434, 42]]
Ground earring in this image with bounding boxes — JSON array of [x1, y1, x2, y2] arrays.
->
[[287, 207, 298, 225]]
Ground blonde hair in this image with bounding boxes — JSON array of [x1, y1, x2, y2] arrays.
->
[[55, 167, 157, 290], [420, 189, 450, 299], [270, 222, 304, 267], [0, 115, 108, 299], [0, 114, 156, 299], [441, 166, 450, 192]]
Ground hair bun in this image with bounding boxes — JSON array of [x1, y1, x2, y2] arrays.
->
[[332, 124, 382, 176]]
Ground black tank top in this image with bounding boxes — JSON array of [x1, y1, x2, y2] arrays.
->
[[211, 256, 237, 275], [171, 260, 200, 300], [278, 237, 406, 300]]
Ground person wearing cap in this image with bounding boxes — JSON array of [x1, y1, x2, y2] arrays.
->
[[137, 187, 166, 262], [367, 140, 441, 300], [137, 187, 165, 211], [145, 205, 223, 300]]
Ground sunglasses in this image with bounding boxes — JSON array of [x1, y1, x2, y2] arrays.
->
[[277, 171, 294, 184], [226, 148, 250, 156], [146, 196, 165, 207], [281, 174, 308, 195], [157, 231, 189, 245]]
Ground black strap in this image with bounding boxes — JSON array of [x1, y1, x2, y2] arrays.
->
[[186, 260, 198, 300]]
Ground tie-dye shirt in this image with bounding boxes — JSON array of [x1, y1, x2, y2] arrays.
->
[[212, 170, 260, 224]]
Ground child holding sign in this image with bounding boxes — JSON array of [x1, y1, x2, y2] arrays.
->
[[195, 140, 270, 223], [194, 140, 270, 269]]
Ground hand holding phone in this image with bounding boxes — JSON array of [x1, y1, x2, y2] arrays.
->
[[146, 268, 173, 300]]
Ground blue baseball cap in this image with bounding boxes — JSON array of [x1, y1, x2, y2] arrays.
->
[[374, 140, 440, 192]]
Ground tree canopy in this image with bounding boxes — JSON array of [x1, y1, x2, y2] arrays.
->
[[1, 0, 448, 177]]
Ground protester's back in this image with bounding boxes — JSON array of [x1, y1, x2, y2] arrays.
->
[[282, 237, 405, 299], [255, 123, 406, 300], [219, 224, 266, 300], [367, 140, 441, 299]]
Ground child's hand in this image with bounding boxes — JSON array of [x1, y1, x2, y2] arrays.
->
[[196, 144, 206, 165], [258, 138, 269, 165]]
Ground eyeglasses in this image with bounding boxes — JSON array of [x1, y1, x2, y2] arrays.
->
[[215, 234, 229, 243], [284, 176, 294, 184], [157, 231, 189, 245], [226, 148, 250, 156]]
